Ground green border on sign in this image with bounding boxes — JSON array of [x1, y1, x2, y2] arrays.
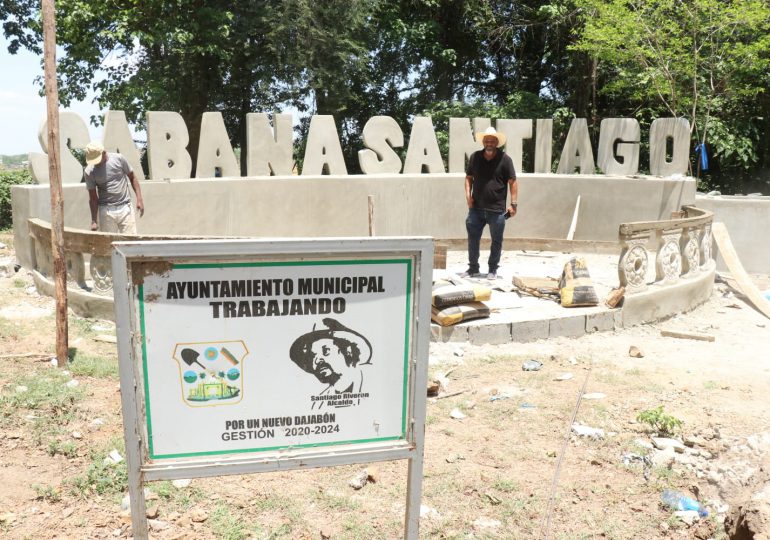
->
[[138, 258, 413, 459]]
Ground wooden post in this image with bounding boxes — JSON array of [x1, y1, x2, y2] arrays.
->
[[368, 195, 375, 236], [41, 0, 69, 368]]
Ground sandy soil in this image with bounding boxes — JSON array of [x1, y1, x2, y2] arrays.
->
[[1, 233, 770, 539]]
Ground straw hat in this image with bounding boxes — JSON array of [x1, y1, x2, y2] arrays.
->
[[474, 126, 506, 147]]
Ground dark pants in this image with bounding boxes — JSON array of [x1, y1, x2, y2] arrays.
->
[[465, 207, 506, 273]]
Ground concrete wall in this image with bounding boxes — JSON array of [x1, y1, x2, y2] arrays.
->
[[695, 194, 770, 273], [12, 173, 696, 268]]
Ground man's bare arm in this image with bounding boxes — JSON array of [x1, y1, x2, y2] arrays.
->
[[507, 178, 518, 218], [465, 175, 474, 208], [88, 189, 99, 231], [129, 171, 144, 217]]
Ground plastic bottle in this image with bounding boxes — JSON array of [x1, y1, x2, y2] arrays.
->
[[660, 490, 709, 517]]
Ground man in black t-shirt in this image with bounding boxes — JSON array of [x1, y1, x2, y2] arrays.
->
[[462, 126, 518, 279]]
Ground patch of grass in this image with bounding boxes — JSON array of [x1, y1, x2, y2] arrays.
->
[[653, 465, 676, 482], [209, 501, 252, 540], [67, 316, 97, 337], [146, 480, 204, 510], [316, 490, 360, 512], [340, 517, 378, 538], [66, 439, 128, 498], [67, 353, 119, 379], [32, 483, 62, 503], [47, 439, 78, 458], [0, 370, 83, 446], [703, 380, 719, 390], [12, 278, 25, 288], [492, 479, 518, 493]]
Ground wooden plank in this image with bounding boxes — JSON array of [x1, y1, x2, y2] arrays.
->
[[567, 195, 581, 240], [660, 329, 715, 342], [712, 222, 770, 319]]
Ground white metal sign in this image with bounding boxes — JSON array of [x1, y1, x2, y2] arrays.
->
[[112, 237, 432, 539], [140, 259, 411, 458]]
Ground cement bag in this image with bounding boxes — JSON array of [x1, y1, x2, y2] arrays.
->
[[431, 302, 490, 326], [559, 257, 599, 307], [432, 284, 492, 308]]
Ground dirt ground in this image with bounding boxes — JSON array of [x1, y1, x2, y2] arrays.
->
[[1, 231, 770, 540]]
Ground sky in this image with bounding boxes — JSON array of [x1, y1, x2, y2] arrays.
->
[[0, 35, 105, 156]]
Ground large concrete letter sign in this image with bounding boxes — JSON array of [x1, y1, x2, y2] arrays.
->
[[497, 119, 532, 174], [597, 118, 640, 175], [535, 119, 553, 173], [449, 118, 477, 172], [146, 111, 193, 180], [447, 118, 491, 173], [403, 116, 445, 174], [103, 110, 145, 181], [302, 115, 347, 175], [556, 118, 595, 174], [246, 112, 293, 176], [29, 111, 90, 184], [196, 112, 240, 178], [358, 116, 404, 174], [649, 118, 690, 176]]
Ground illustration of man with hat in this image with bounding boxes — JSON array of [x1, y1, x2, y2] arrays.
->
[[289, 318, 372, 408], [461, 126, 518, 280], [83, 141, 144, 233]]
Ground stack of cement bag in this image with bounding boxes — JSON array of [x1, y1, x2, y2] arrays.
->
[[431, 277, 492, 326], [511, 256, 599, 308]]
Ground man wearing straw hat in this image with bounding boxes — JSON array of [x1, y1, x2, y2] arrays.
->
[[83, 141, 144, 233], [461, 126, 518, 280]]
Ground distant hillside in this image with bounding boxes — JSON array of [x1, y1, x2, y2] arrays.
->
[[0, 154, 29, 170]]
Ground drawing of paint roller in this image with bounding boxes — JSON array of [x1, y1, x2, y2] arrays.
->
[[220, 347, 239, 365]]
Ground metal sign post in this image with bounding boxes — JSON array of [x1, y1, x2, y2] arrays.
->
[[112, 237, 432, 539]]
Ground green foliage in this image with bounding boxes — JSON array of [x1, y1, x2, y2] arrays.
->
[[636, 406, 683, 437], [0, 369, 83, 452], [573, 0, 770, 189], [66, 441, 128, 497], [209, 501, 252, 540], [67, 353, 119, 379], [47, 439, 79, 458], [32, 483, 62, 503], [0, 169, 33, 230]]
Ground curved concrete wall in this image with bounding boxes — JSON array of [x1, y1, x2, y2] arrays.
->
[[695, 194, 770, 273], [12, 173, 696, 268]]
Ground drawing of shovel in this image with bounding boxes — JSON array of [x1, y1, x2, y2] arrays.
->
[[181, 348, 208, 371]]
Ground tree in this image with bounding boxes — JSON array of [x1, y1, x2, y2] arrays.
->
[[573, 0, 770, 190]]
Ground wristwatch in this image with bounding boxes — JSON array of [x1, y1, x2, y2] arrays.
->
[[511, 202, 518, 209]]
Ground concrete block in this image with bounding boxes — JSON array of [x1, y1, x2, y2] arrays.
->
[[585, 310, 616, 333], [430, 324, 469, 343], [549, 314, 586, 338], [612, 308, 623, 329], [511, 319, 549, 343], [467, 323, 512, 345]]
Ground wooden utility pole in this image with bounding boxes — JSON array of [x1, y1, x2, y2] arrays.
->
[[41, 0, 68, 368]]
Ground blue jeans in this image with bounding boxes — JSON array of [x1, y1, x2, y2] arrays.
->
[[466, 208, 506, 273]]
